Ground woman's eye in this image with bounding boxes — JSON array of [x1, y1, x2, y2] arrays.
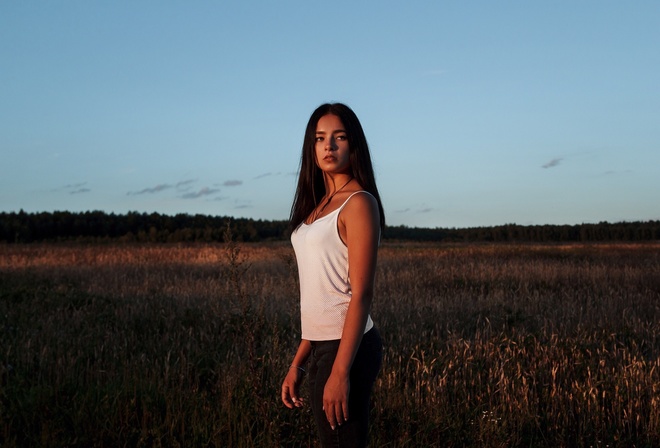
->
[[336, 135, 347, 141], [315, 137, 323, 142]]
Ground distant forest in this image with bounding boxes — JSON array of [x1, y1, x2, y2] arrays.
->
[[1, 210, 659, 243]]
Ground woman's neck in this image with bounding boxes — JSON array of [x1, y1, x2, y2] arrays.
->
[[323, 173, 354, 196]]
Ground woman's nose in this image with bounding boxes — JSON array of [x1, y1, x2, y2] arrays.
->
[[325, 138, 337, 151]]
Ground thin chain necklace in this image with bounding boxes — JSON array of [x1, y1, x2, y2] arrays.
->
[[310, 177, 353, 223]]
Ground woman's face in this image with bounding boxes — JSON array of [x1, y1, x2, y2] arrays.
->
[[314, 114, 351, 175]]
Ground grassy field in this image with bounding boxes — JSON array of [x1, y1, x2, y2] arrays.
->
[[1, 240, 659, 447]]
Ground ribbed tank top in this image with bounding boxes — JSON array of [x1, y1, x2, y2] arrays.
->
[[291, 191, 375, 341]]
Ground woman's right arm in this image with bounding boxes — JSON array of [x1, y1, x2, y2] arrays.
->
[[281, 339, 312, 408]]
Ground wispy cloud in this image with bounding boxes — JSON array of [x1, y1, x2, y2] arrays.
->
[[126, 177, 241, 199], [127, 179, 199, 196], [254, 172, 287, 180], [64, 182, 87, 190], [231, 198, 253, 209], [176, 179, 196, 190], [127, 184, 173, 195], [394, 207, 432, 214], [542, 158, 563, 169], [180, 187, 220, 199], [53, 182, 91, 194], [70, 188, 91, 194]]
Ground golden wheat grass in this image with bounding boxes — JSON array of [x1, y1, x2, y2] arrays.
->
[[1, 241, 659, 447]]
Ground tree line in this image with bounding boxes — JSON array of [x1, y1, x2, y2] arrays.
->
[[1, 210, 659, 243]]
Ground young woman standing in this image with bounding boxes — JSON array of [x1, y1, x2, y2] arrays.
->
[[281, 103, 385, 447]]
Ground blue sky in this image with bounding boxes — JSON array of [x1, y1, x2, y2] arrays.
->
[[2, 1, 658, 228]]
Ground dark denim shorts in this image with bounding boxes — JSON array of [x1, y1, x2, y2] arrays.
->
[[308, 327, 383, 448]]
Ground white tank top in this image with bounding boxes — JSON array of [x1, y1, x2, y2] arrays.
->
[[290, 191, 375, 341]]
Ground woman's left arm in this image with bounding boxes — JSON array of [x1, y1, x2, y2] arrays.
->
[[322, 193, 380, 430]]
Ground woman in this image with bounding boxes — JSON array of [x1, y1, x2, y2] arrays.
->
[[281, 103, 385, 447]]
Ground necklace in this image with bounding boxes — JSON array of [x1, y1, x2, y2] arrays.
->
[[310, 177, 353, 222]]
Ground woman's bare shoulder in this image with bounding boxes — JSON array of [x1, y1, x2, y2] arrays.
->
[[341, 190, 379, 222]]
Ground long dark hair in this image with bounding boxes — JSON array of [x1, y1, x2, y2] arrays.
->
[[289, 103, 385, 231]]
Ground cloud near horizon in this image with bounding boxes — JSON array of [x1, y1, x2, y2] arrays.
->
[[176, 179, 195, 187], [253, 171, 290, 180], [223, 180, 243, 187], [542, 158, 563, 169], [127, 179, 200, 196], [180, 187, 221, 199], [58, 182, 91, 195], [52, 182, 88, 194], [70, 188, 91, 194], [127, 184, 173, 195], [394, 207, 433, 214], [64, 182, 87, 189]]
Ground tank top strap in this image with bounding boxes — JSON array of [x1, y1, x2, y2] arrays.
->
[[337, 190, 374, 214]]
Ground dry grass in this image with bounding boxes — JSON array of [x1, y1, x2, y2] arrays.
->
[[1, 241, 659, 447]]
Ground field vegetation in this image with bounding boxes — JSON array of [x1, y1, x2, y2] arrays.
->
[[1, 238, 659, 447]]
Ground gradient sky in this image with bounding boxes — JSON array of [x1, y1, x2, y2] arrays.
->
[[2, 1, 659, 228]]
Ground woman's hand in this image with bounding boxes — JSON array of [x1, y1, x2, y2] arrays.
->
[[281, 366, 305, 409], [323, 371, 350, 430]]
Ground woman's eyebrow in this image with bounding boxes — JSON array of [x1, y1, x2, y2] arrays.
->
[[315, 129, 346, 134]]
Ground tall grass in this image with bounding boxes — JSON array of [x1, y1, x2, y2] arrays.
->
[[1, 241, 659, 447]]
